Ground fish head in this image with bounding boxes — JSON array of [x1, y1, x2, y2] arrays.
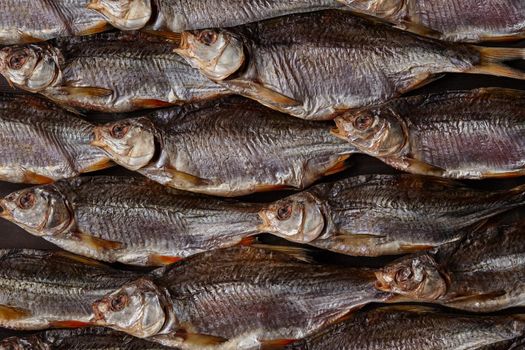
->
[[87, 0, 151, 30], [92, 118, 156, 171], [0, 186, 73, 237], [375, 254, 447, 301], [0, 45, 61, 92], [338, 0, 404, 19], [258, 192, 325, 243], [333, 107, 407, 157], [92, 278, 167, 338], [175, 29, 245, 80]]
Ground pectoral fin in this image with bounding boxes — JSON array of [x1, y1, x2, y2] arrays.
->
[[323, 154, 351, 176], [445, 290, 506, 305], [0, 305, 30, 321], [71, 232, 124, 251], [18, 32, 42, 44], [254, 184, 291, 192], [399, 20, 442, 39], [383, 156, 446, 177], [131, 98, 175, 110], [54, 251, 107, 267], [76, 21, 111, 36], [22, 171, 54, 184], [54, 86, 113, 98], [174, 330, 227, 346], [251, 244, 315, 263], [80, 159, 114, 173], [230, 80, 300, 108], [148, 254, 183, 266], [165, 168, 212, 187], [399, 243, 437, 253]]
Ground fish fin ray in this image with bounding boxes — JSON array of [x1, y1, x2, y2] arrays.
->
[[18, 32, 42, 44], [229, 80, 300, 108], [0, 305, 30, 321], [323, 154, 351, 176], [76, 21, 111, 36], [22, 171, 54, 184], [398, 243, 437, 253], [260, 339, 297, 350], [388, 156, 446, 177], [251, 244, 316, 263], [52, 86, 114, 98], [165, 168, 212, 187], [400, 73, 446, 94], [49, 320, 91, 328], [148, 254, 183, 266], [253, 184, 291, 192], [71, 232, 124, 251], [53, 251, 107, 267], [80, 159, 114, 173], [398, 20, 442, 38], [131, 98, 176, 109], [239, 235, 258, 246], [174, 331, 227, 346], [468, 46, 525, 80], [445, 290, 506, 305]]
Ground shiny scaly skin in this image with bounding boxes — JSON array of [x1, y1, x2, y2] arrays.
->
[[437, 215, 525, 312], [0, 94, 111, 184], [150, 0, 343, 32], [0, 250, 139, 330], [38, 176, 263, 265], [285, 307, 525, 350], [372, 88, 525, 178], [151, 246, 389, 348], [303, 175, 525, 256], [42, 33, 229, 113], [221, 10, 480, 120], [0, 0, 108, 45], [138, 98, 356, 196], [378, 0, 525, 42], [0, 328, 176, 349]]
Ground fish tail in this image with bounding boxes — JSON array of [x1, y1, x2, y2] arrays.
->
[[466, 46, 525, 80]]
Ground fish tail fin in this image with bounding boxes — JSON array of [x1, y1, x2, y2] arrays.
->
[[467, 46, 525, 80]]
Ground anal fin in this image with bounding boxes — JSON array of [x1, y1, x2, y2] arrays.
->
[[80, 158, 114, 173], [260, 339, 297, 350], [229, 80, 300, 108], [49, 320, 91, 328], [254, 184, 291, 192], [399, 243, 436, 253], [76, 21, 111, 36], [174, 330, 227, 346], [54, 86, 113, 98], [165, 168, 212, 187]]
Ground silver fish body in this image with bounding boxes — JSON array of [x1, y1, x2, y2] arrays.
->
[[175, 10, 525, 120], [286, 306, 525, 350], [259, 174, 525, 256], [0, 176, 263, 266], [0, 33, 230, 113], [0, 250, 139, 330], [92, 246, 391, 349], [0, 0, 109, 45], [92, 98, 355, 196], [376, 212, 525, 312], [340, 0, 525, 42], [334, 88, 525, 179], [0, 328, 175, 350], [0, 93, 112, 184]]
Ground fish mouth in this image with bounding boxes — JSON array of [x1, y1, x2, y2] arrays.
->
[[330, 126, 349, 141], [0, 199, 12, 220], [374, 271, 393, 292]]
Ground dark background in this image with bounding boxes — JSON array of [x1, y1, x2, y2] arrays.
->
[[0, 36, 524, 339]]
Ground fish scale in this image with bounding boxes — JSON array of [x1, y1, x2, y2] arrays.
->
[[150, 0, 342, 32]]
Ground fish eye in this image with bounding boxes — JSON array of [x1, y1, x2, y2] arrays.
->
[[110, 124, 130, 139], [17, 192, 36, 210], [110, 293, 129, 312], [276, 204, 293, 221], [353, 113, 375, 131], [198, 31, 218, 45], [395, 267, 413, 283], [8, 51, 28, 70]]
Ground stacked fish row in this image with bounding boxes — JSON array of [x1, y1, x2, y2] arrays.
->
[[0, 1, 524, 349]]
